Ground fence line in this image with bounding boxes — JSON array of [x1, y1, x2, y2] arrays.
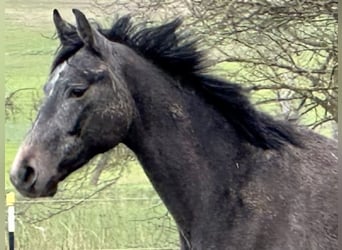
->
[[6, 193, 178, 250], [15, 197, 161, 204], [93, 248, 177, 250]]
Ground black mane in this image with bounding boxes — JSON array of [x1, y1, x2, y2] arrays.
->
[[52, 15, 301, 150]]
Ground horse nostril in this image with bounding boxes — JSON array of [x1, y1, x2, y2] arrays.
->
[[18, 165, 36, 187]]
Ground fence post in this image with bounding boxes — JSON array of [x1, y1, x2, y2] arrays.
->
[[6, 192, 15, 250]]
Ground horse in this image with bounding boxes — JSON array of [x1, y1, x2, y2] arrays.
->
[[10, 9, 337, 250]]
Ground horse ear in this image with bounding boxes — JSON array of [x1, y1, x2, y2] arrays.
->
[[53, 9, 77, 46], [72, 9, 101, 52]]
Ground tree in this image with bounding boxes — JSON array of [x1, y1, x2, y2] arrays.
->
[[187, 0, 337, 129], [91, 0, 338, 135], [5, 88, 37, 121]]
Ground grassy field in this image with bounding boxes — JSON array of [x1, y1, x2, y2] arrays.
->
[[5, 1, 180, 249]]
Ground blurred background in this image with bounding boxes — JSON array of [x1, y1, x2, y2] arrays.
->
[[4, 0, 337, 249]]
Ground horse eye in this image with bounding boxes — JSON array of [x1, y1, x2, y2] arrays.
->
[[69, 87, 87, 98]]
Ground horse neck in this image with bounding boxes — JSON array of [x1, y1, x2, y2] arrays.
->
[[121, 55, 248, 235]]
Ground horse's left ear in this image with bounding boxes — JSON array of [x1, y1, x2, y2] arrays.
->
[[72, 9, 102, 53], [53, 9, 77, 46]]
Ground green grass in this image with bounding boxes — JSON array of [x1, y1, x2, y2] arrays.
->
[[4, 9, 178, 248], [5, 140, 179, 249], [5, 161, 179, 249], [5, 197, 178, 249]]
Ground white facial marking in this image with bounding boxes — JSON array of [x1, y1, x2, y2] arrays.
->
[[330, 152, 337, 160], [29, 62, 68, 135], [47, 62, 68, 97], [30, 112, 41, 134]]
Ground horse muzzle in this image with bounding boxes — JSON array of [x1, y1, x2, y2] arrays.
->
[[10, 145, 59, 198]]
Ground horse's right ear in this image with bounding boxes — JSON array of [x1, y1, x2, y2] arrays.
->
[[53, 9, 77, 46]]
